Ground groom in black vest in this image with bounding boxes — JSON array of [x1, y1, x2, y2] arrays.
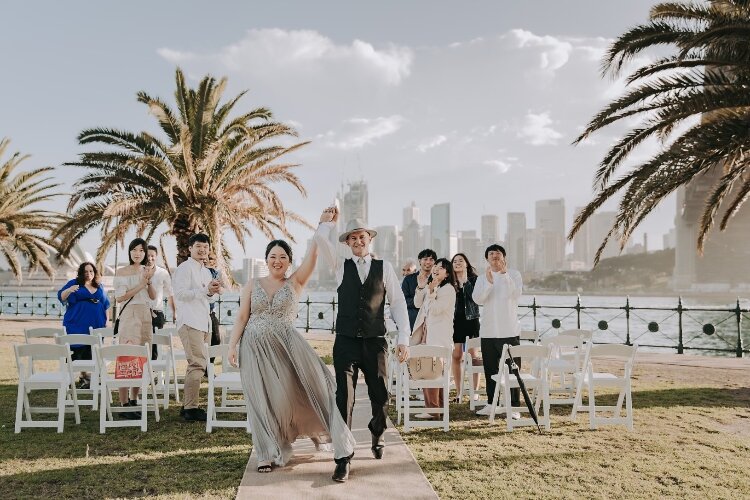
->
[[316, 209, 411, 482]]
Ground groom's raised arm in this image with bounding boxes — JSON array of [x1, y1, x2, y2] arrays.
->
[[314, 221, 340, 271]]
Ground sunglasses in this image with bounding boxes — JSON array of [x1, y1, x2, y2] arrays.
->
[[85, 298, 100, 304]]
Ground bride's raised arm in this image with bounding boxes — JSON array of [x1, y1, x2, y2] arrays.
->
[[291, 207, 335, 291]]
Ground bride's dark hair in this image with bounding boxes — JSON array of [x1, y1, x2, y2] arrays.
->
[[265, 240, 293, 261]]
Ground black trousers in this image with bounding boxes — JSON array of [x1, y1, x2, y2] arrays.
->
[[333, 335, 389, 439], [481, 337, 521, 406]]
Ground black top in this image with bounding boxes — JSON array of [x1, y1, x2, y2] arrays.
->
[[336, 259, 386, 338]]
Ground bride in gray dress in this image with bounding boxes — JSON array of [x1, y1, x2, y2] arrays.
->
[[228, 207, 355, 477]]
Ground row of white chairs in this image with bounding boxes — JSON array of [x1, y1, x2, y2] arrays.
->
[[15, 327, 249, 434], [388, 328, 638, 432]]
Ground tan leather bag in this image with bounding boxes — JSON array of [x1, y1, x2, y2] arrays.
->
[[407, 322, 443, 380]]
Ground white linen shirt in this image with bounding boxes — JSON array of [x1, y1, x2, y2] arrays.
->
[[315, 222, 412, 345], [172, 257, 216, 333], [472, 269, 523, 339], [149, 266, 173, 310]]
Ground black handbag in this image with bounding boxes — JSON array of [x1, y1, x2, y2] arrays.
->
[[114, 297, 134, 336], [151, 310, 166, 329]]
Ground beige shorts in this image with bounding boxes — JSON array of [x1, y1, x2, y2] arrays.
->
[[118, 304, 153, 346]]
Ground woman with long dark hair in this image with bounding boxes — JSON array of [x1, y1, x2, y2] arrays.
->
[[227, 208, 355, 477], [412, 257, 457, 418], [58, 262, 110, 387], [451, 252, 481, 402], [113, 238, 156, 419]]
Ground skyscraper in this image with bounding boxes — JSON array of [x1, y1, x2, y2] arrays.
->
[[535, 198, 566, 272], [341, 180, 368, 226], [589, 211, 619, 262], [403, 201, 420, 228], [400, 220, 422, 263], [373, 225, 399, 268], [506, 212, 527, 272], [481, 214, 500, 247], [457, 230, 482, 268], [430, 203, 450, 258], [571, 206, 590, 267]]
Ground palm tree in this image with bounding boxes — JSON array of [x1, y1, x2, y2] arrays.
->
[[0, 138, 63, 281], [571, 0, 750, 263], [56, 68, 310, 273]]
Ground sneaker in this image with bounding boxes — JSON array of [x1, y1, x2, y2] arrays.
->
[[183, 408, 207, 422], [413, 412, 433, 419], [475, 405, 493, 416], [119, 402, 141, 420], [511, 412, 522, 420]]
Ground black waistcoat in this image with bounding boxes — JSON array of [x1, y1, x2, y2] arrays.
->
[[336, 258, 386, 338]]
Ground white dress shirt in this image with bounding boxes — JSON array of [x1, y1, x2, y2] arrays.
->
[[172, 257, 216, 333], [472, 269, 523, 339], [315, 222, 412, 345], [149, 266, 173, 310]]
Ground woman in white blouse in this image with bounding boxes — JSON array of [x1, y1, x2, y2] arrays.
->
[[113, 238, 156, 419], [412, 258, 456, 418]]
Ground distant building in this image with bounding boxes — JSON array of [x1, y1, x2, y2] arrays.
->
[[242, 258, 269, 282], [571, 206, 590, 268], [341, 180, 368, 227], [506, 212, 527, 272], [400, 220, 423, 263], [430, 203, 450, 258], [457, 230, 482, 267], [481, 214, 500, 248], [403, 201, 420, 228], [534, 198, 566, 272], [373, 225, 399, 269], [663, 228, 676, 250], [673, 173, 750, 291]]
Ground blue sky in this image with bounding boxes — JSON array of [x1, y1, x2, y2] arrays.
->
[[2, 0, 674, 268]]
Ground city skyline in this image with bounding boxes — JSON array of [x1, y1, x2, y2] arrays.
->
[[2, 0, 679, 271]]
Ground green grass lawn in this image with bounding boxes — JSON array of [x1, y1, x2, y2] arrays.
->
[[2, 320, 749, 499]]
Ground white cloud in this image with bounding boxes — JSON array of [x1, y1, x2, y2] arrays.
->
[[321, 115, 405, 150], [158, 28, 414, 87], [517, 111, 563, 146], [416, 135, 447, 153], [483, 159, 513, 173], [507, 29, 573, 72]]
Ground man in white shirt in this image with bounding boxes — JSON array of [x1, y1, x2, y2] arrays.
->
[[172, 233, 221, 422], [472, 244, 523, 417], [316, 209, 410, 479], [146, 245, 175, 359]]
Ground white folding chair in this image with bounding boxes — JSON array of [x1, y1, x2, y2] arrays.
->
[[519, 330, 540, 344], [206, 344, 251, 432], [402, 345, 451, 432], [24, 327, 64, 343], [541, 335, 590, 411], [148, 334, 176, 409], [90, 326, 117, 346], [461, 337, 486, 409], [559, 329, 593, 342], [583, 344, 638, 431], [488, 344, 551, 431], [157, 326, 183, 402], [385, 331, 400, 397], [14, 344, 81, 433], [55, 334, 102, 410], [96, 344, 161, 433]]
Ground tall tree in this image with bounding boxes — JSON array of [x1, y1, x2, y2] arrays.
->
[[571, 0, 750, 263], [0, 138, 62, 281], [56, 68, 310, 273]]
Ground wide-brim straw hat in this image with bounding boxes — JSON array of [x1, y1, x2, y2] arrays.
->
[[338, 218, 378, 242]]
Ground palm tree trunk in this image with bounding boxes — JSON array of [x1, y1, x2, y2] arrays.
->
[[172, 216, 193, 266]]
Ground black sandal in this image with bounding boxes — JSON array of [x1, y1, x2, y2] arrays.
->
[[257, 462, 272, 473]]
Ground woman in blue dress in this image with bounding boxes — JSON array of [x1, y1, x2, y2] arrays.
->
[[58, 262, 110, 387]]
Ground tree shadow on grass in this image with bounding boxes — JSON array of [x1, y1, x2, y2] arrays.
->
[[0, 384, 252, 461], [630, 386, 750, 409], [0, 447, 249, 499]]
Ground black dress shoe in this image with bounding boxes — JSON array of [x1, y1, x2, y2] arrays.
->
[[183, 408, 207, 422], [332, 453, 353, 483], [371, 433, 385, 460]]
